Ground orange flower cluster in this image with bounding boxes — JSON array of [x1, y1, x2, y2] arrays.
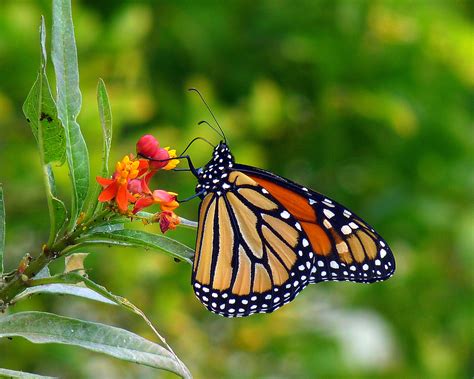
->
[[96, 135, 181, 232]]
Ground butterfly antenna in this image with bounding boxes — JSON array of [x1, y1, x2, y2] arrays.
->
[[198, 120, 226, 140], [180, 136, 215, 156], [188, 88, 227, 143]]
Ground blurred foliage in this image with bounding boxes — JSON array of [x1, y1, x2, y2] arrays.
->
[[0, 0, 472, 378]]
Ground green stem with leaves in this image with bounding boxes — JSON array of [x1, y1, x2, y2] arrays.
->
[[0, 210, 113, 308]]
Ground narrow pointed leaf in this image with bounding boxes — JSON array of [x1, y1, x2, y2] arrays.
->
[[22, 17, 66, 166], [87, 79, 113, 217], [76, 229, 194, 264], [13, 272, 119, 306], [88, 223, 124, 234], [0, 312, 191, 378], [0, 185, 4, 275], [0, 368, 56, 379], [22, 17, 67, 243], [52, 0, 90, 229], [97, 78, 112, 178], [12, 283, 116, 305]]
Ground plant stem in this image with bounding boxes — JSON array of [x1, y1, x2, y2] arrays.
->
[[0, 209, 112, 310]]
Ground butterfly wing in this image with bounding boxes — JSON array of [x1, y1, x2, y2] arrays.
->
[[235, 164, 396, 284], [192, 170, 316, 317]]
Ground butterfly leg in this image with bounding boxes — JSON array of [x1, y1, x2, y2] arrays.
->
[[174, 154, 199, 177], [173, 167, 201, 172], [177, 190, 206, 203], [139, 153, 200, 177]]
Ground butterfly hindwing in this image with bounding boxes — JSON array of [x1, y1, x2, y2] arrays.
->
[[192, 171, 315, 317]]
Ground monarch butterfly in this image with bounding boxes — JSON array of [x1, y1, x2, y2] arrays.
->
[[174, 90, 394, 318]]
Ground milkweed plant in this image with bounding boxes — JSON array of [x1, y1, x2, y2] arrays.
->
[[0, 1, 194, 378]]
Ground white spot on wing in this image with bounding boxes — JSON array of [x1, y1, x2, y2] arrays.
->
[[281, 211, 291, 219], [323, 209, 335, 219], [341, 225, 352, 235]]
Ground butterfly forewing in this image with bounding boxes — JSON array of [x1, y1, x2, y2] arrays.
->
[[192, 171, 315, 317], [236, 164, 396, 284]]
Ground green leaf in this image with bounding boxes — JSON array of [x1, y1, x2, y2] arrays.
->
[[12, 272, 118, 306], [22, 17, 66, 166], [12, 272, 187, 378], [87, 79, 113, 218], [0, 185, 4, 276], [44, 165, 67, 243], [97, 78, 113, 178], [0, 312, 191, 378], [76, 229, 194, 264], [52, 0, 90, 229], [0, 368, 56, 379], [12, 283, 116, 306], [22, 17, 67, 244], [88, 223, 124, 234]]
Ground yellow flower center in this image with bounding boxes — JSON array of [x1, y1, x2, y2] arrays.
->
[[163, 147, 180, 170], [115, 155, 140, 185]]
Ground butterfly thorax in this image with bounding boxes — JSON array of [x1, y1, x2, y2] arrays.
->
[[195, 142, 235, 198]]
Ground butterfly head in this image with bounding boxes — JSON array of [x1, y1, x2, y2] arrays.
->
[[195, 142, 235, 197]]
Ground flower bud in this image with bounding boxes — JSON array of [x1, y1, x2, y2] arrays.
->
[[136, 135, 159, 158], [128, 179, 142, 194], [149, 147, 170, 170]]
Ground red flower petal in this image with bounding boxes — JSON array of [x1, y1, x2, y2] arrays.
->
[[98, 181, 118, 202], [152, 189, 175, 203], [128, 179, 142, 194], [132, 197, 154, 214], [96, 176, 115, 187], [116, 184, 130, 213], [158, 211, 180, 233], [159, 214, 170, 233], [137, 159, 149, 173]]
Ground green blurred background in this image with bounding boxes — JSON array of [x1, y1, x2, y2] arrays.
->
[[0, 1, 472, 378]]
